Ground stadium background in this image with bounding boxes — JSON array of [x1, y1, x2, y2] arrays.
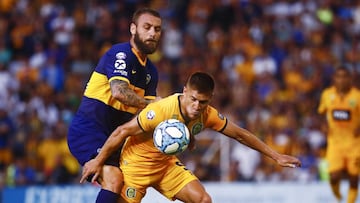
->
[[0, 0, 360, 202]]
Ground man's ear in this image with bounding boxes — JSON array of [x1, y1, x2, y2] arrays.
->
[[130, 23, 136, 35]]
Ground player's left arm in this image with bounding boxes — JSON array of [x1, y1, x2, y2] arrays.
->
[[222, 120, 301, 168]]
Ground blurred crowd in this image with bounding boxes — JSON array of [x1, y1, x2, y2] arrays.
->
[[0, 0, 360, 188]]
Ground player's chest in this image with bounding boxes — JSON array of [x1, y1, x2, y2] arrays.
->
[[128, 64, 153, 87], [185, 119, 205, 136], [328, 94, 358, 110]]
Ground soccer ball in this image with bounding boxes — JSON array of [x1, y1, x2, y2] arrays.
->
[[153, 119, 190, 155]]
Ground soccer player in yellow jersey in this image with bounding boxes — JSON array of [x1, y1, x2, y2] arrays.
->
[[318, 66, 360, 203], [81, 72, 301, 203], [68, 8, 162, 203]]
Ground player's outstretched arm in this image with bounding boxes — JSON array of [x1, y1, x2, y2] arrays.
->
[[80, 117, 143, 183], [222, 120, 301, 168]]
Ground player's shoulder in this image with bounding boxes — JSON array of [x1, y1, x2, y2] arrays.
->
[[151, 94, 179, 107], [145, 94, 179, 114], [321, 86, 335, 95], [107, 42, 131, 54], [350, 86, 360, 97], [204, 105, 221, 116], [351, 86, 360, 93], [103, 42, 137, 63]]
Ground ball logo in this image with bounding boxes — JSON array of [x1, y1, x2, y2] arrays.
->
[[146, 110, 155, 120], [218, 112, 224, 120], [116, 52, 126, 59]]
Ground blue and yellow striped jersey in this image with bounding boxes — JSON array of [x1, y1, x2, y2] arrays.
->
[[74, 42, 158, 135]]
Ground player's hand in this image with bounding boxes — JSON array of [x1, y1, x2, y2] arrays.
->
[[79, 159, 102, 184], [276, 154, 301, 168]]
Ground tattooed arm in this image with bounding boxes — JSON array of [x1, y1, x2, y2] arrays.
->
[[110, 79, 151, 109]]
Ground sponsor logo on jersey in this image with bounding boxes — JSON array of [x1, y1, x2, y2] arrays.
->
[[332, 109, 350, 121], [114, 52, 127, 74], [125, 187, 136, 199], [146, 110, 155, 120], [114, 59, 126, 69], [191, 123, 203, 135]]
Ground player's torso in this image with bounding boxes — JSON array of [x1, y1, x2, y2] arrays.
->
[[121, 94, 227, 164], [322, 87, 360, 145], [73, 42, 158, 133]]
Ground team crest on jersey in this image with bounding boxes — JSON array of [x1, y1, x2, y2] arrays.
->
[[349, 99, 357, 108], [171, 115, 179, 120], [125, 187, 136, 199], [146, 110, 155, 120], [191, 123, 203, 135], [146, 74, 151, 84]]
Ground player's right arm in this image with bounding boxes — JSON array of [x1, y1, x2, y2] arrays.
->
[[110, 79, 152, 109], [317, 89, 329, 135], [79, 116, 143, 183]]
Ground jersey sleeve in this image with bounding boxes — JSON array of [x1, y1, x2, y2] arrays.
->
[[137, 102, 165, 132], [204, 106, 227, 132], [101, 47, 132, 84], [317, 89, 328, 114]]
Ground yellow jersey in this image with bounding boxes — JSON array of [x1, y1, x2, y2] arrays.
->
[[121, 93, 227, 165], [318, 86, 360, 147]]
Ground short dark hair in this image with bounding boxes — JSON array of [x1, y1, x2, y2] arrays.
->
[[186, 72, 215, 94], [131, 8, 161, 24]]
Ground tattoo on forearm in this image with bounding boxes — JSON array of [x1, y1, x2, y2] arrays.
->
[[110, 79, 147, 108]]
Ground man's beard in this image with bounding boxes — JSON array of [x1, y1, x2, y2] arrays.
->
[[134, 33, 158, 55]]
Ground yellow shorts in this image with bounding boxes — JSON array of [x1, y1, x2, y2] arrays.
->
[[120, 156, 198, 203], [326, 144, 360, 175]]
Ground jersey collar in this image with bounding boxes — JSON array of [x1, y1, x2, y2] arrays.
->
[[131, 47, 147, 66]]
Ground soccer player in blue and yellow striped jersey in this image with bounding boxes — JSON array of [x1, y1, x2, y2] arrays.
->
[[67, 8, 162, 203]]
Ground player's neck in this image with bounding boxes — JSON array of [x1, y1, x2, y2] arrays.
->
[[179, 95, 190, 123], [336, 86, 351, 96], [130, 40, 147, 61]]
